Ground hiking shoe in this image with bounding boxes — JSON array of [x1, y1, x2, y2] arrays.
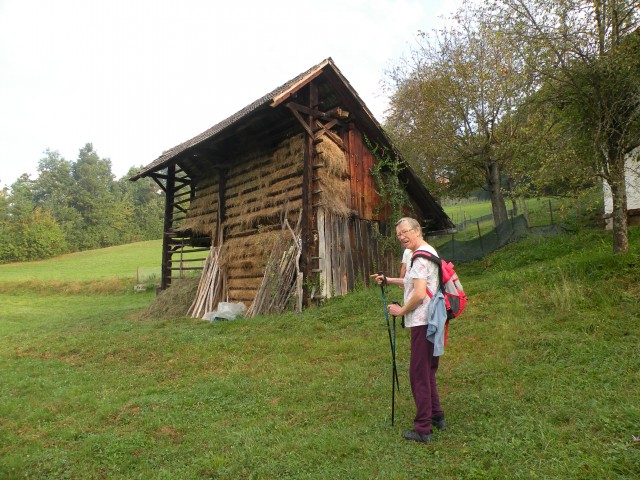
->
[[403, 429, 432, 444], [432, 416, 447, 431]]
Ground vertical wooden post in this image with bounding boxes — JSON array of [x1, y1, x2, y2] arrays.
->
[[215, 169, 227, 247], [161, 164, 176, 290], [301, 82, 318, 307]]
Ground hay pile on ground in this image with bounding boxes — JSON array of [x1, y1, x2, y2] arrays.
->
[[137, 277, 200, 320]]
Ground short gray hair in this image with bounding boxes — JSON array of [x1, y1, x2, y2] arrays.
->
[[395, 217, 422, 237]]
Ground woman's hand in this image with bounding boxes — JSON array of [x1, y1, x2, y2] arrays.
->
[[388, 302, 403, 317], [370, 273, 386, 286]]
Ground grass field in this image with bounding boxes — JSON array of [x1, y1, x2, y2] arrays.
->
[[1, 225, 639, 479]]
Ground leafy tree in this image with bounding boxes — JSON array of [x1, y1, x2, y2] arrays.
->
[[507, 91, 596, 198], [385, 6, 536, 226], [32, 150, 82, 247], [0, 145, 164, 262], [117, 167, 164, 241], [488, 0, 640, 253], [0, 185, 9, 221], [69, 143, 120, 249], [0, 207, 66, 263], [6, 174, 36, 220]]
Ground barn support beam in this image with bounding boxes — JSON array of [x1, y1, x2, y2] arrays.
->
[[160, 164, 176, 290], [300, 82, 319, 307]]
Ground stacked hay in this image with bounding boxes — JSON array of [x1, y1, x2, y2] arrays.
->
[[315, 136, 351, 216], [177, 172, 220, 237], [185, 135, 304, 310]]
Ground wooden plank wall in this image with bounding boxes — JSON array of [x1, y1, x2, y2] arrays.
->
[[346, 126, 382, 220], [312, 126, 400, 300], [316, 209, 398, 299]]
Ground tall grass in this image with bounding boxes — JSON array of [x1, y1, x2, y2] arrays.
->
[[1, 227, 639, 479]]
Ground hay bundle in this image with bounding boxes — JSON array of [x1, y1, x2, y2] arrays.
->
[[315, 137, 351, 217], [177, 177, 219, 235]]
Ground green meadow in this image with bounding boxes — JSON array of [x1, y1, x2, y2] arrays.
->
[[1, 223, 639, 479]]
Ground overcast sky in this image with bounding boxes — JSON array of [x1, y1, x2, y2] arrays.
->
[[0, 0, 461, 189]]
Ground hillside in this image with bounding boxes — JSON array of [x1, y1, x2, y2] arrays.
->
[[0, 227, 638, 479]]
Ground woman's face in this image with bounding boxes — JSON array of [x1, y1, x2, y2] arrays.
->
[[395, 221, 420, 251]]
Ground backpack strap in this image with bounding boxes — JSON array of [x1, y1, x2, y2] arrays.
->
[[410, 250, 445, 295]]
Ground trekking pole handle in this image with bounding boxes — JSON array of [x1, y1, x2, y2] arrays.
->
[[377, 271, 387, 287], [391, 301, 405, 328]]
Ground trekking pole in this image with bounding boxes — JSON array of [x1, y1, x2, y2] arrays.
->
[[391, 302, 401, 428], [378, 273, 400, 390], [378, 272, 400, 426]]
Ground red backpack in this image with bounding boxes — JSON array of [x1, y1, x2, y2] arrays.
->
[[411, 250, 467, 320]]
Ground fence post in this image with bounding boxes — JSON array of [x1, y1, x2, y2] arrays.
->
[[477, 220, 485, 255], [549, 199, 554, 225], [451, 233, 455, 261]]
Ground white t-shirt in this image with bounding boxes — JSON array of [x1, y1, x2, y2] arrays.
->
[[401, 248, 412, 266], [402, 244, 439, 328]]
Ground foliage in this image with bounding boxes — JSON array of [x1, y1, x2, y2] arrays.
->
[[0, 208, 67, 263], [365, 135, 412, 251], [0, 145, 164, 264], [1, 226, 639, 479], [505, 94, 597, 198], [487, 0, 640, 253], [384, 6, 538, 227]]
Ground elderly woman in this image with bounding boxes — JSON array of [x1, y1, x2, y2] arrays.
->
[[372, 217, 446, 444]]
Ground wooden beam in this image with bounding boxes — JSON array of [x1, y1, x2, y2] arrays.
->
[[286, 102, 335, 121], [286, 103, 314, 138], [160, 165, 176, 289], [270, 65, 327, 107], [313, 119, 344, 149], [151, 176, 166, 193]]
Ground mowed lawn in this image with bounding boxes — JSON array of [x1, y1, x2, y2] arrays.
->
[[0, 240, 162, 283], [1, 228, 639, 479]]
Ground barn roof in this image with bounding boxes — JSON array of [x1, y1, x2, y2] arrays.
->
[[131, 58, 454, 232]]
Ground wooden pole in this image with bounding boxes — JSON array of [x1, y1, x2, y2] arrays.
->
[[160, 164, 176, 290]]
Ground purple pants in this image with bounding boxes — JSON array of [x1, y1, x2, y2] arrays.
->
[[410, 325, 443, 434]]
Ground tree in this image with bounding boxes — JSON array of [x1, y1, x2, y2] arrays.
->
[[33, 150, 81, 246], [70, 143, 120, 249], [0, 207, 66, 263], [507, 91, 596, 198], [6, 174, 36, 220], [385, 6, 536, 226], [488, 0, 640, 253], [117, 167, 164, 241]]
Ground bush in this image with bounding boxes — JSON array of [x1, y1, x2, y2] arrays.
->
[[0, 208, 67, 263]]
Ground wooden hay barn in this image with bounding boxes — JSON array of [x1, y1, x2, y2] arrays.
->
[[131, 58, 454, 317]]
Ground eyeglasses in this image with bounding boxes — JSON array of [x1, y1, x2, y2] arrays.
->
[[396, 228, 416, 239]]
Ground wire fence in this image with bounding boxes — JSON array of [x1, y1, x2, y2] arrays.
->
[[426, 199, 581, 264], [428, 214, 530, 264]]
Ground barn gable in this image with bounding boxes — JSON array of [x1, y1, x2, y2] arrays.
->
[[131, 58, 454, 316]]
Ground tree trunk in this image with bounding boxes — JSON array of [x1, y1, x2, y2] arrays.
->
[[521, 197, 530, 227], [609, 170, 629, 255], [507, 179, 518, 217], [487, 159, 508, 226]]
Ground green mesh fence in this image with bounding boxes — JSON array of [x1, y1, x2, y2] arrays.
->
[[428, 215, 531, 264]]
